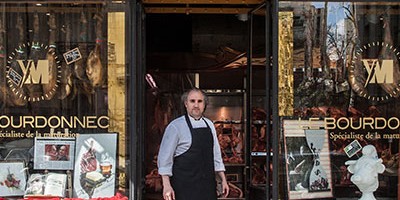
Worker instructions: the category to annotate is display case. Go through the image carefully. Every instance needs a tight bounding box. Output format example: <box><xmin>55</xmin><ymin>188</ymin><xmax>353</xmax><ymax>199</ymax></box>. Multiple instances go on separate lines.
<box><xmin>206</xmin><ymin>90</ymin><xmax>246</xmax><ymax>200</ymax></box>
<box><xmin>249</xmin><ymin>93</ymin><xmax>271</xmax><ymax>200</ymax></box>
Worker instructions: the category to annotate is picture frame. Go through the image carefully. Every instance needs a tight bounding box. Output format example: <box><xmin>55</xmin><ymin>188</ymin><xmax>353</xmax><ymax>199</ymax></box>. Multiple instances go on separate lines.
<box><xmin>73</xmin><ymin>133</ymin><xmax>118</xmax><ymax>198</ymax></box>
<box><xmin>282</xmin><ymin>119</ymin><xmax>333</xmax><ymax>199</ymax></box>
<box><xmin>0</xmin><ymin>161</ymin><xmax>27</xmax><ymax>197</ymax></box>
<box><xmin>34</xmin><ymin>137</ymin><xmax>75</xmax><ymax>170</ymax></box>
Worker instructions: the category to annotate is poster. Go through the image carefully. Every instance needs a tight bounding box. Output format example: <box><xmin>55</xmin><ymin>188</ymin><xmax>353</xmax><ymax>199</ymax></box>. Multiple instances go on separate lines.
<box><xmin>73</xmin><ymin>133</ymin><xmax>117</xmax><ymax>198</ymax></box>
<box><xmin>34</xmin><ymin>137</ymin><xmax>75</xmax><ymax>170</ymax></box>
<box><xmin>283</xmin><ymin>119</ymin><xmax>333</xmax><ymax>199</ymax></box>
<box><xmin>0</xmin><ymin>161</ymin><xmax>27</xmax><ymax>197</ymax></box>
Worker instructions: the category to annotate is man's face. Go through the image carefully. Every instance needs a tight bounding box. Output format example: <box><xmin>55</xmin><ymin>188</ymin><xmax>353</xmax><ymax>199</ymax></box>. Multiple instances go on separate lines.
<box><xmin>185</xmin><ymin>90</ymin><xmax>205</xmax><ymax>120</ymax></box>
<box><xmin>59</xmin><ymin>146</ymin><xmax>67</xmax><ymax>156</ymax></box>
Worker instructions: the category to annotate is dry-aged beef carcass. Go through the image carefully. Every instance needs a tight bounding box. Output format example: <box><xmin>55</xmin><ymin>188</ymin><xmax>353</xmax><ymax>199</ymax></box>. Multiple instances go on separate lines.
<box><xmin>378</xmin><ymin>14</ymin><xmax>400</xmax><ymax>98</ymax></box>
<box><xmin>251</xmin><ymin>107</ymin><xmax>268</xmax><ymax>152</ymax></box>
<box><xmin>86</xmin><ymin>13</ymin><xmax>104</xmax><ymax>88</ymax></box>
<box><xmin>42</xmin><ymin>12</ymin><xmax>58</xmax><ymax>100</ymax></box>
<box><xmin>75</xmin><ymin>12</ymin><xmax>89</xmax><ymax>81</ymax></box>
<box><xmin>251</xmin><ymin>163</ymin><xmax>267</xmax><ymax>185</ymax></box>
<box><xmin>252</xmin><ymin>107</ymin><xmax>266</xmax><ymax>121</ymax></box>
<box><xmin>5</xmin><ymin>14</ymin><xmax>27</xmax><ymax>106</ymax></box>
<box><xmin>25</xmin><ymin>13</ymin><xmax>45</xmax><ymax>101</ymax></box>
<box><xmin>381</xmin><ymin>143</ymin><xmax>399</xmax><ymax>175</ymax></box>
<box><xmin>0</xmin><ymin>15</ymin><xmax>6</xmax><ymax>108</ymax></box>
<box><xmin>226</xmin><ymin>182</ymin><xmax>243</xmax><ymax>198</ymax></box>
<box><xmin>216</xmin><ymin>124</ymin><xmax>244</xmax><ymax>164</ymax></box>
<box><xmin>145</xmin><ymin>168</ymin><xmax>162</xmax><ymax>192</ymax></box>
<box><xmin>73</xmin><ymin>12</ymin><xmax>95</xmax><ymax>103</ymax></box>
<box><xmin>252</xmin><ymin>125</ymin><xmax>267</xmax><ymax>152</ymax></box>
<box><xmin>152</xmin><ymin>93</ymin><xmax>175</xmax><ymax>135</ymax></box>
<box><xmin>86</xmin><ymin>45</ymin><xmax>103</xmax><ymax>88</ymax></box>
<box><xmin>216</xmin><ymin>181</ymin><xmax>243</xmax><ymax>198</ymax></box>
<box><xmin>293</xmin><ymin>106</ymin><xmax>348</xmax><ymax>118</ymax></box>
<box><xmin>217</xmin><ymin>127</ymin><xmax>232</xmax><ymax>162</ymax></box>
<box><xmin>58</xmin><ymin>15</ymin><xmax>75</xmax><ymax>100</ymax></box>
<box><xmin>349</xmin><ymin>13</ymin><xmax>400</xmax><ymax>100</ymax></box>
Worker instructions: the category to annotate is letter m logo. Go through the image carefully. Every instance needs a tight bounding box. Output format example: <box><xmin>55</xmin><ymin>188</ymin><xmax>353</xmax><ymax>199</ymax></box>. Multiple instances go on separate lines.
<box><xmin>363</xmin><ymin>59</ymin><xmax>394</xmax><ymax>87</ymax></box>
<box><xmin>17</xmin><ymin>59</ymin><xmax>49</xmax><ymax>86</ymax></box>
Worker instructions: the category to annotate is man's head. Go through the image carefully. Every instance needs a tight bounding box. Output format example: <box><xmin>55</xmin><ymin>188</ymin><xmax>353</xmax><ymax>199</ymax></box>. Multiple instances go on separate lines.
<box><xmin>59</xmin><ymin>145</ymin><xmax>67</xmax><ymax>156</ymax></box>
<box><xmin>182</xmin><ymin>88</ymin><xmax>208</xmax><ymax>120</ymax></box>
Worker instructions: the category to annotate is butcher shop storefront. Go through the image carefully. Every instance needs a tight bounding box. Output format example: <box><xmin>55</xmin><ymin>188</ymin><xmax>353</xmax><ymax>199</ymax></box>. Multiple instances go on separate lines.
<box><xmin>1</xmin><ymin>0</ymin><xmax>400</xmax><ymax>200</ymax></box>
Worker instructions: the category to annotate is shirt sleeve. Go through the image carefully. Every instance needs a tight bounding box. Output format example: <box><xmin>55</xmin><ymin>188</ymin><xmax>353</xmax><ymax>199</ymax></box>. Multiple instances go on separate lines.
<box><xmin>208</xmin><ymin>120</ymin><xmax>226</xmax><ymax>172</ymax></box>
<box><xmin>157</xmin><ymin>123</ymin><xmax>179</xmax><ymax>176</ymax></box>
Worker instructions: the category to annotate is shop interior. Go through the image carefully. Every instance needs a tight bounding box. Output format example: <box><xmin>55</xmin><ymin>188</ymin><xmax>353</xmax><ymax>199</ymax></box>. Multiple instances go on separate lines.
<box><xmin>141</xmin><ymin>2</ymin><xmax>270</xmax><ymax>200</ymax></box>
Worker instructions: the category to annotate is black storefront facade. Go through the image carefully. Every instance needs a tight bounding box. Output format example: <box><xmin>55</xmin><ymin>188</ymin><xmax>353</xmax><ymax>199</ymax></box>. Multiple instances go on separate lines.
<box><xmin>0</xmin><ymin>1</ymin><xmax>400</xmax><ymax>200</ymax></box>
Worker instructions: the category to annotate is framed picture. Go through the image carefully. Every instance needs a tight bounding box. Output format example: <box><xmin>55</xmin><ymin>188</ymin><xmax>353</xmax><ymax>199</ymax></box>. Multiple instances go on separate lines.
<box><xmin>0</xmin><ymin>161</ymin><xmax>27</xmax><ymax>197</ymax></box>
<box><xmin>283</xmin><ymin>119</ymin><xmax>333</xmax><ymax>199</ymax></box>
<box><xmin>73</xmin><ymin>133</ymin><xmax>118</xmax><ymax>198</ymax></box>
<box><xmin>34</xmin><ymin>137</ymin><xmax>75</xmax><ymax>170</ymax></box>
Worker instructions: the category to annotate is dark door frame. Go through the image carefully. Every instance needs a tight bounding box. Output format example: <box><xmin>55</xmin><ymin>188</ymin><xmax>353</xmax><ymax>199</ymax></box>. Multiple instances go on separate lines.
<box><xmin>129</xmin><ymin>0</ymin><xmax>146</xmax><ymax>199</ymax></box>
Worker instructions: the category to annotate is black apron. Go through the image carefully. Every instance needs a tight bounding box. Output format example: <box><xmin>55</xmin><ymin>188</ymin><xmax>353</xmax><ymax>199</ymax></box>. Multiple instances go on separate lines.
<box><xmin>171</xmin><ymin>114</ymin><xmax>217</xmax><ymax>200</ymax></box>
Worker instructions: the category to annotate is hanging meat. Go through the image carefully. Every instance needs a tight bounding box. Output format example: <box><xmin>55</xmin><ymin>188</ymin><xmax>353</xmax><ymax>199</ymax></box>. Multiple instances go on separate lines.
<box><xmin>86</xmin><ymin>12</ymin><xmax>104</xmax><ymax>88</ymax></box>
<box><xmin>226</xmin><ymin>182</ymin><xmax>243</xmax><ymax>198</ymax></box>
<box><xmin>74</xmin><ymin>11</ymin><xmax>95</xmax><ymax>103</ymax></box>
<box><xmin>349</xmin><ymin>9</ymin><xmax>400</xmax><ymax>102</ymax></box>
<box><xmin>0</xmin><ymin>14</ymin><xmax>6</xmax><ymax>108</ymax></box>
<box><xmin>251</xmin><ymin>163</ymin><xmax>267</xmax><ymax>185</ymax></box>
<box><xmin>74</xmin><ymin>12</ymin><xmax>89</xmax><ymax>81</ymax></box>
<box><xmin>5</xmin><ymin>14</ymin><xmax>27</xmax><ymax>106</ymax></box>
<box><xmin>228</xmin><ymin>128</ymin><xmax>244</xmax><ymax>164</ymax></box>
<box><xmin>216</xmin><ymin>124</ymin><xmax>244</xmax><ymax>164</ymax></box>
<box><xmin>152</xmin><ymin>93</ymin><xmax>175</xmax><ymax>135</ymax></box>
<box><xmin>58</xmin><ymin>15</ymin><xmax>75</xmax><ymax>100</ymax></box>
<box><xmin>378</xmin><ymin>13</ymin><xmax>400</xmax><ymax>98</ymax></box>
<box><xmin>23</xmin><ymin>12</ymin><xmax>45</xmax><ymax>102</ymax></box>
<box><xmin>145</xmin><ymin>168</ymin><xmax>162</xmax><ymax>192</ymax></box>
<box><xmin>42</xmin><ymin>12</ymin><xmax>58</xmax><ymax>100</ymax></box>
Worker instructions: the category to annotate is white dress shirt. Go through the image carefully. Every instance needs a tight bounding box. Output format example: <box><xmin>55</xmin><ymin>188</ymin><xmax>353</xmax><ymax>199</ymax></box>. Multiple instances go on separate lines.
<box><xmin>158</xmin><ymin>115</ymin><xmax>225</xmax><ymax>176</ymax></box>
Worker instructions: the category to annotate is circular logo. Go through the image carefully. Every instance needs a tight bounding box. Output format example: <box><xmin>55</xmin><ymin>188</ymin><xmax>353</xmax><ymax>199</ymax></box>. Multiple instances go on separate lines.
<box><xmin>349</xmin><ymin>42</ymin><xmax>400</xmax><ymax>102</ymax></box>
<box><xmin>6</xmin><ymin>42</ymin><xmax>62</xmax><ymax>102</ymax></box>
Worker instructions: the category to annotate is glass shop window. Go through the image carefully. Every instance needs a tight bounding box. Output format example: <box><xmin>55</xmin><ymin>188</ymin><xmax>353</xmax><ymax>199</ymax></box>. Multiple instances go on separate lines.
<box><xmin>0</xmin><ymin>1</ymin><xmax>128</xmax><ymax>199</ymax></box>
<box><xmin>278</xmin><ymin>1</ymin><xmax>400</xmax><ymax>199</ymax></box>
<box><xmin>279</xmin><ymin>1</ymin><xmax>400</xmax><ymax>200</ymax></box>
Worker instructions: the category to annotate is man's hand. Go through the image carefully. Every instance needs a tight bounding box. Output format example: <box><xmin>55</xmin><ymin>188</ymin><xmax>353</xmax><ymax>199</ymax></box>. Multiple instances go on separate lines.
<box><xmin>222</xmin><ymin>179</ymin><xmax>229</xmax><ymax>197</ymax></box>
<box><xmin>217</xmin><ymin>171</ymin><xmax>230</xmax><ymax>197</ymax></box>
<box><xmin>163</xmin><ymin>184</ymin><xmax>175</xmax><ymax>200</ymax></box>
<box><xmin>161</xmin><ymin>175</ymin><xmax>175</xmax><ymax>200</ymax></box>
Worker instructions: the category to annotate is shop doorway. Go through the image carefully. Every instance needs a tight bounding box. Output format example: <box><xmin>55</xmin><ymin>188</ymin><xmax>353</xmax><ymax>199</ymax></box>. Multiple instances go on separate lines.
<box><xmin>137</xmin><ymin>1</ymin><xmax>273</xmax><ymax>200</ymax></box>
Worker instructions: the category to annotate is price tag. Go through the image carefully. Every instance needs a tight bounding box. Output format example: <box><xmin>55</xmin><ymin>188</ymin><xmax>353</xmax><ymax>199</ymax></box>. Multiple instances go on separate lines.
<box><xmin>7</xmin><ymin>68</ymin><xmax>23</xmax><ymax>86</ymax></box>
<box><xmin>344</xmin><ymin>140</ymin><xmax>362</xmax><ymax>158</ymax></box>
<box><xmin>63</xmin><ymin>47</ymin><xmax>82</xmax><ymax>65</ymax></box>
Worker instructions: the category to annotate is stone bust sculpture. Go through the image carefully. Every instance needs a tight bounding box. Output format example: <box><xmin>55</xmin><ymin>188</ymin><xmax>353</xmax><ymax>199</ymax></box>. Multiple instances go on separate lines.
<box><xmin>345</xmin><ymin>145</ymin><xmax>385</xmax><ymax>200</ymax></box>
